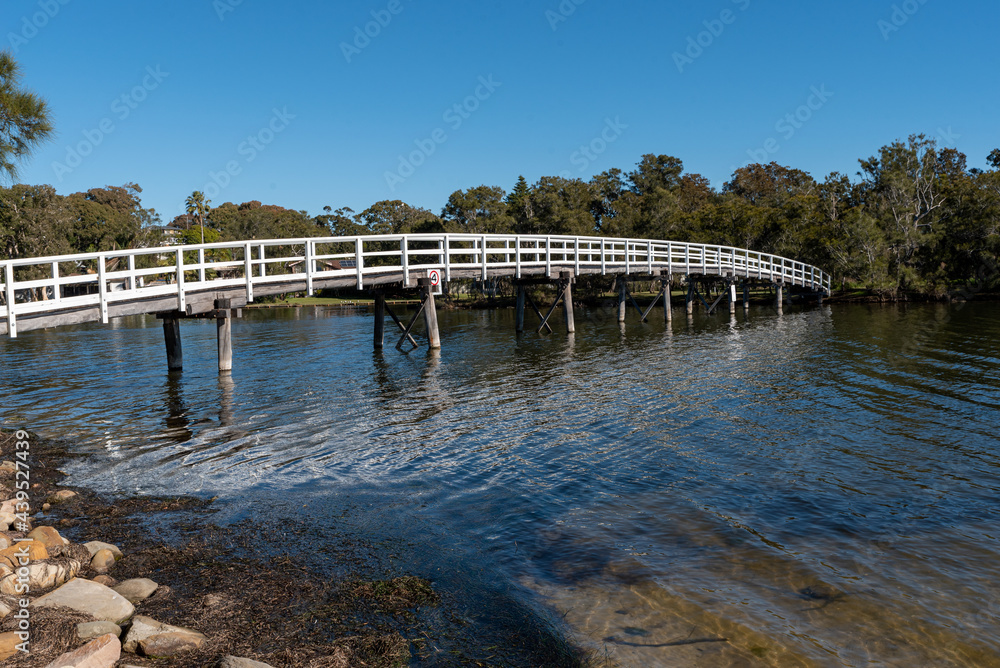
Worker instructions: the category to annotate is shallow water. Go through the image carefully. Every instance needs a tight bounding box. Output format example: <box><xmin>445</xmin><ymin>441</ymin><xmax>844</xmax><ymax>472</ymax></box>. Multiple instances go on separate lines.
<box><xmin>1</xmin><ymin>302</ymin><xmax>998</xmax><ymax>666</ymax></box>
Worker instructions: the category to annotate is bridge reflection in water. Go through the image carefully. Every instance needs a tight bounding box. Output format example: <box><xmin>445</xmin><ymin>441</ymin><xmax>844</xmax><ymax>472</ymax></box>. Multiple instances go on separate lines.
<box><xmin>1</xmin><ymin>234</ymin><xmax>830</xmax><ymax>370</ymax></box>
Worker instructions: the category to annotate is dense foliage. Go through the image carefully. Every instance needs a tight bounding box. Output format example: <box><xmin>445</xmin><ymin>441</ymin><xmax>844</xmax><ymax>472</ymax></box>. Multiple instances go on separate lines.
<box><xmin>0</xmin><ymin>51</ymin><xmax>52</xmax><ymax>182</ymax></box>
<box><xmin>1</xmin><ymin>135</ymin><xmax>998</xmax><ymax>298</ymax></box>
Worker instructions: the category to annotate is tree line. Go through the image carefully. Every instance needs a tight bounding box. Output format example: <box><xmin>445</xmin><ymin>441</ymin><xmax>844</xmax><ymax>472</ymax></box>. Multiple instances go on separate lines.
<box><xmin>2</xmin><ymin>136</ymin><xmax>998</xmax><ymax>298</ymax></box>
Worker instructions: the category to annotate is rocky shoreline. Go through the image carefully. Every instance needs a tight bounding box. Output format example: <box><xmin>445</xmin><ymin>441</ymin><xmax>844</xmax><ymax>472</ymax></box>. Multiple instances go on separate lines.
<box><xmin>0</xmin><ymin>430</ymin><xmax>591</xmax><ymax>667</ymax></box>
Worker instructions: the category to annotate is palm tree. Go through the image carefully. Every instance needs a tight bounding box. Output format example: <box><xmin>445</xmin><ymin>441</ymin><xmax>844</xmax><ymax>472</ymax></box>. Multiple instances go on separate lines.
<box><xmin>185</xmin><ymin>191</ymin><xmax>211</xmax><ymax>244</ymax></box>
<box><xmin>0</xmin><ymin>51</ymin><xmax>54</xmax><ymax>183</ymax></box>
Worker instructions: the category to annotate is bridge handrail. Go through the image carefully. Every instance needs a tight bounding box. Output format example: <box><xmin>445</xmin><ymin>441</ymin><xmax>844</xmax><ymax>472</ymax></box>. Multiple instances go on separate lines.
<box><xmin>0</xmin><ymin>234</ymin><xmax>832</xmax><ymax>338</ymax></box>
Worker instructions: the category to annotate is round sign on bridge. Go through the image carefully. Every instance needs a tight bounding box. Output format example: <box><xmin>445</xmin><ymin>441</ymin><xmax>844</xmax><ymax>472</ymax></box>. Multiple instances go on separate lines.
<box><xmin>428</xmin><ymin>269</ymin><xmax>441</xmax><ymax>286</ymax></box>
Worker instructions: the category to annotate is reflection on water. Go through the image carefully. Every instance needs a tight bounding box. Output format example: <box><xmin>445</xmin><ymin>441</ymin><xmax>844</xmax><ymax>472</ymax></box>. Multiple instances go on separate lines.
<box><xmin>1</xmin><ymin>303</ymin><xmax>999</xmax><ymax>666</ymax></box>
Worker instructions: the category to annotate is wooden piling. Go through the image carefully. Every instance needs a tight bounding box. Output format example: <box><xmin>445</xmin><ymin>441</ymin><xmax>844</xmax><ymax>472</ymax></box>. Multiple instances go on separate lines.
<box><xmin>374</xmin><ymin>292</ymin><xmax>385</xmax><ymax>350</ymax></box>
<box><xmin>162</xmin><ymin>317</ymin><xmax>182</xmax><ymax>371</ymax></box>
<box><xmin>776</xmin><ymin>283</ymin><xmax>784</xmax><ymax>313</ymax></box>
<box><xmin>515</xmin><ymin>284</ymin><xmax>526</xmax><ymax>333</ymax></box>
<box><xmin>419</xmin><ymin>278</ymin><xmax>441</xmax><ymax>349</ymax></box>
<box><xmin>617</xmin><ymin>277</ymin><xmax>627</xmax><ymax>323</ymax></box>
<box><xmin>743</xmin><ymin>282</ymin><xmax>750</xmax><ymax>310</ymax></box>
<box><xmin>663</xmin><ymin>275</ymin><xmax>672</xmax><ymax>323</ymax></box>
<box><xmin>686</xmin><ymin>278</ymin><xmax>695</xmax><ymax>315</ymax></box>
<box><xmin>729</xmin><ymin>281</ymin><xmax>737</xmax><ymax>314</ymax></box>
<box><xmin>215</xmin><ymin>298</ymin><xmax>233</xmax><ymax>372</ymax></box>
<box><xmin>561</xmin><ymin>271</ymin><xmax>575</xmax><ymax>334</ymax></box>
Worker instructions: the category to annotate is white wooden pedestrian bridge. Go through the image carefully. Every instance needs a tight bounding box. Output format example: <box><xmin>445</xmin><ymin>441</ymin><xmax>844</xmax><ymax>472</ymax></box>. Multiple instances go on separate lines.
<box><xmin>1</xmin><ymin>234</ymin><xmax>831</xmax><ymax>369</ymax></box>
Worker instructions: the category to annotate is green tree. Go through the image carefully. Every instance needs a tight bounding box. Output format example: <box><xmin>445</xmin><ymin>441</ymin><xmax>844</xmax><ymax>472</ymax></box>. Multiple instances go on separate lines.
<box><xmin>66</xmin><ymin>183</ymin><xmax>158</xmax><ymax>253</ymax></box>
<box><xmin>441</xmin><ymin>185</ymin><xmax>512</xmax><ymax>234</ymax></box>
<box><xmin>0</xmin><ymin>183</ymin><xmax>72</xmax><ymax>262</ymax></box>
<box><xmin>858</xmin><ymin>134</ymin><xmax>947</xmax><ymax>292</ymax></box>
<box><xmin>505</xmin><ymin>175</ymin><xmax>534</xmax><ymax>233</ymax></box>
<box><xmin>628</xmin><ymin>154</ymin><xmax>684</xmax><ymax>195</ymax></box>
<box><xmin>0</xmin><ymin>51</ymin><xmax>53</xmax><ymax>182</ymax></box>
<box><xmin>527</xmin><ymin>177</ymin><xmax>596</xmax><ymax>236</ymax></box>
<box><xmin>356</xmin><ymin>200</ymin><xmax>440</xmax><ymax>235</ymax></box>
<box><xmin>314</xmin><ymin>206</ymin><xmax>364</xmax><ymax>237</ymax></box>
<box><xmin>185</xmin><ymin>191</ymin><xmax>211</xmax><ymax>244</ymax></box>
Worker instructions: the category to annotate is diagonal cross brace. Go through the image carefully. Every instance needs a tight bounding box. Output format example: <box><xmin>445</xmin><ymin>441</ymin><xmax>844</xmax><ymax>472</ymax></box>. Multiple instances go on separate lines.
<box><xmin>524</xmin><ymin>288</ymin><xmax>553</xmax><ymax>334</ymax></box>
<box><xmin>395</xmin><ymin>295</ymin><xmax>427</xmax><ymax>350</ymax></box>
<box><xmin>640</xmin><ymin>286</ymin><xmax>666</xmax><ymax>322</ymax></box>
<box><xmin>620</xmin><ymin>280</ymin><xmax>648</xmax><ymax>321</ymax></box>
<box><xmin>385</xmin><ymin>301</ymin><xmax>419</xmax><ymax>349</ymax></box>
<box><xmin>537</xmin><ymin>281</ymin><xmax>568</xmax><ymax>334</ymax></box>
<box><xmin>691</xmin><ymin>280</ymin><xmax>714</xmax><ymax>312</ymax></box>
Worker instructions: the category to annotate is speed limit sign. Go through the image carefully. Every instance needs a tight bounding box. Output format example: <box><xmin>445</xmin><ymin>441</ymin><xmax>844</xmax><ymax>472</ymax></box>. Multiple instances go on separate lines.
<box><xmin>428</xmin><ymin>269</ymin><xmax>442</xmax><ymax>295</ymax></box>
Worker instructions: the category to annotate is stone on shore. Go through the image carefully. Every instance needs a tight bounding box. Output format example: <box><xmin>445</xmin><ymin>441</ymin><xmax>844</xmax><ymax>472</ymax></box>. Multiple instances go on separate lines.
<box><xmin>113</xmin><ymin>578</ymin><xmax>159</xmax><ymax>603</ymax></box>
<box><xmin>220</xmin><ymin>656</ymin><xmax>277</xmax><ymax>668</ymax></box>
<box><xmin>0</xmin><ymin>514</ymin><xmax>15</xmax><ymax>531</ymax></box>
<box><xmin>43</xmin><ymin>632</ymin><xmax>121</xmax><ymax>668</ymax></box>
<box><xmin>93</xmin><ymin>574</ymin><xmax>117</xmax><ymax>587</ymax></box>
<box><xmin>0</xmin><ymin>631</ymin><xmax>22</xmax><ymax>661</ymax></box>
<box><xmin>123</xmin><ymin>615</ymin><xmax>207</xmax><ymax>654</ymax></box>
<box><xmin>139</xmin><ymin>630</ymin><xmax>206</xmax><ymax>657</ymax></box>
<box><xmin>84</xmin><ymin>540</ymin><xmax>123</xmax><ymax>560</ymax></box>
<box><xmin>0</xmin><ymin>461</ymin><xmax>16</xmax><ymax>474</ymax></box>
<box><xmin>0</xmin><ymin>538</ymin><xmax>48</xmax><ymax>568</ymax></box>
<box><xmin>78</xmin><ymin>620</ymin><xmax>123</xmax><ymax>641</ymax></box>
<box><xmin>33</xmin><ymin>577</ymin><xmax>135</xmax><ymax>624</ymax></box>
<box><xmin>0</xmin><ymin>601</ymin><xmax>11</xmax><ymax>618</ymax></box>
<box><xmin>0</xmin><ymin>499</ymin><xmax>23</xmax><ymax>515</ymax></box>
<box><xmin>47</xmin><ymin>489</ymin><xmax>78</xmax><ymax>504</ymax></box>
<box><xmin>20</xmin><ymin>560</ymin><xmax>82</xmax><ymax>591</ymax></box>
<box><xmin>90</xmin><ymin>548</ymin><xmax>117</xmax><ymax>574</ymax></box>
<box><xmin>28</xmin><ymin>525</ymin><xmax>68</xmax><ymax>547</ymax></box>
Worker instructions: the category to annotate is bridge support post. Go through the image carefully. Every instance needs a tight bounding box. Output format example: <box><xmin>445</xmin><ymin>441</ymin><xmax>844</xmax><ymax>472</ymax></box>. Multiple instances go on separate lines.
<box><xmin>216</xmin><ymin>298</ymin><xmax>233</xmax><ymax>373</ymax></box>
<box><xmin>419</xmin><ymin>278</ymin><xmax>441</xmax><ymax>350</ymax></box>
<box><xmin>617</xmin><ymin>277</ymin><xmax>627</xmax><ymax>323</ymax></box>
<box><xmin>515</xmin><ymin>284</ymin><xmax>526</xmax><ymax>333</ymax></box>
<box><xmin>561</xmin><ymin>271</ymin><xmax>575</xmax><ymax>334</ymax></box>
<box><xmin>162</xmin><ymin>316</ymin><xmax>183</xmax><ymax>372</ymax></box>
<box><xmin>373</xmin><ymin>292</ymin><xmax>385</xmax><ymax>350</ymax></box>
<box><xmin>663</xmin><ymin>273</ymin><xmax>672</xmax><ymax>323</ymax></box>
<box><xmin>776</xmin><ymin>283</ymin><xmax>784</xmax><ymax>314</ymax></box>
<box><xmin>685</xmin><ymin>278</ymin><xmax>695</xmax><ymax>316</ymax></box>
<box><xmin>728</xmin><ymin>278</ymin><xmax>737</xmax><ymax>315</ymax></box>
<box><xmin>743</xmin><ymin>282</ymin><xmax>750</xmax><ymax>310</ymax></box>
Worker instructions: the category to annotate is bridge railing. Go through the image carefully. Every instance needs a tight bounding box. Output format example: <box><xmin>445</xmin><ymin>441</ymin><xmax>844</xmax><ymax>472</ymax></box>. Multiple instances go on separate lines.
<box><xmin>0</xmin><ymin>234</ymin><xmax>831</xmax><ymax>337</ymax></box>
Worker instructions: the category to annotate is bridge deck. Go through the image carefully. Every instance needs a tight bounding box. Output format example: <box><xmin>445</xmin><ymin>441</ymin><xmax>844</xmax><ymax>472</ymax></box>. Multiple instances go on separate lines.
<box><xmin>1</xmin><ymin>234</ymin><xmax>831</xmax><ymax>337</ymax></box>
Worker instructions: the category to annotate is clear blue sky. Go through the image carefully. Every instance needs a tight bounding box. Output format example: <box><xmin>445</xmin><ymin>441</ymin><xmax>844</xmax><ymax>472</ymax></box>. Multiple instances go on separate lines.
<box><xmin>8</xmin><ymin>0</ymin><xmax>1000</xmax><ymax>223</ymax></box>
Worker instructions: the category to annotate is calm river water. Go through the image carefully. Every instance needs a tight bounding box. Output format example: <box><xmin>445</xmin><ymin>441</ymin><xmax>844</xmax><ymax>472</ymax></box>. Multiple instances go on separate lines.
<box><xmin>1</xmin><ymin>302</ymin><xmax>998</xmax><ymax>666</ymax></box>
